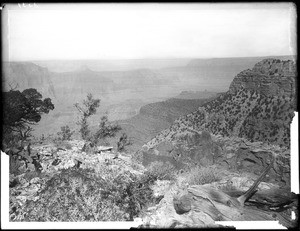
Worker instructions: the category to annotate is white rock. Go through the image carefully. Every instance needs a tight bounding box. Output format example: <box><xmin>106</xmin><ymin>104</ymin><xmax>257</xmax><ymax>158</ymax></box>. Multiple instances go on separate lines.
<box><xmin>30</xmin><ymin>177</ymin><xmax>40</xmax><ymax>184</ymax></box>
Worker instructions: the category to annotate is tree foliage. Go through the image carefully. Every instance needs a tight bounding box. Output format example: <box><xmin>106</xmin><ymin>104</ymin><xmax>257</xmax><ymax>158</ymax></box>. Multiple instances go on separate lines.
<box><xmin>2</xmin><ymin>88</ymin><xmax>54</xmax><ymax>151</ymax></box>
<box><xmin>75</xmin><ymin>93</ymin><xmax>122</xmax><ymax>148</ymax></box>
<box><xmin>92</xmin><ymin>116</ymin><xmax>122</xmax><ymax>144</ymax></box>
<box><xmin>74</xmin><ymin>93</ymin><xmax>100</xmax><ymax>140</ymax></box>
<box><xmin>2</xmin><ymin>88</ymin><xmax>54</xmax><ymax>175</ymax></box>
<box><xmin>117</xmin><ymin>133</ymin><xmax>132</xmax><ymax>152</ymax></box>
<box><xmin>57</xmin><ymin>125</ymin><xmax>75</xmax><ymax>141</ymax></box>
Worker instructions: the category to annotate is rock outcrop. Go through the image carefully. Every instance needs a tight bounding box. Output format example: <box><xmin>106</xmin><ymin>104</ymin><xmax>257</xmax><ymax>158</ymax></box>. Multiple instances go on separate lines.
<box><xmin>138</xmin><ymin>173</ymin><xmax>297</xmax><ymax>228</ymax></box>
<box><xmin>9</xmin><ymin>140</ymin><xmax>146</xmax><ymax>218</ymax></box>
<box><xmin>229</xmin><ymin>59</ymin><xmax>296</xmax><ymax>105</ymax></box>
<box><xmin>144</xmin><ymin>131</ymin><xmax>291</xmax><ymax>187</ymax></box>
<box><xmin>142</xmin><ymin>59</ymin><xmax>295</xmax><ymax>187</ymax></box>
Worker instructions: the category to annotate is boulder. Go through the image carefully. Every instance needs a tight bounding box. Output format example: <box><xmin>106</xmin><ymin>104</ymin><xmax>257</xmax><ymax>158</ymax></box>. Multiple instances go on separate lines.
<box><xmin>173</xmin><ymin>194</ymin><xmax>192</xmax><ymax>214</ymax></box>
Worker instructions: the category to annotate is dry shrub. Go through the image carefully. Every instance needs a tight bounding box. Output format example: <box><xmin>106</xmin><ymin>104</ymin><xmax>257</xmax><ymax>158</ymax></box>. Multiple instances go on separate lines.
<box><xmin>145</xmin><ymin>161</ymin><xmax>176</xmax><ymax>181</ymax></box>
<box><xmin>14</xmin><ymin>166</ymin><xmax>158</xmax><ymax>222</ymax></box>
<box><xmin>9</xmin><ymin>155</ymin><xmax>23</xmax><ymax>175</ymax></box>
<box><xmin>20</xmin><ymin>168</ymin><xmax>129</xmax><ymax>221</ymax></box>
<box><xmin>185</xmin><ymin>165</ymin><xmax>222</xmax><ymax>185</ymax></box>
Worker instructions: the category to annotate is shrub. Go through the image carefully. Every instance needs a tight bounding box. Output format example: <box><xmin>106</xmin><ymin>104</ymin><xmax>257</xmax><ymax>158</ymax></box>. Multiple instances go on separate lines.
<box><xmin>15</xmin><ymin>166</ymin><xmax>158</xmax><ymax>222</ymax></box>
<box><xmin>19</xmin><ymin>168</ymin><xmax>129</xmax><ymax>221</ymax></box>
<box><xmin>57</xmin><ymin>125</ymin><xmax>74</xmax><ymax>141</ymax></box>
<box><xmin>105</xmin><ymin>171</ymin><xmax>157</xmax><ymax>220</ymax></box>
<box><xmin>9</xmin><ymin>154</ymin><xmax>23</xmax><ymax>175</ymax></box>
<box><xmin>75</xmin><ymin>93</ymin><xmax>122</xmax><ymax>149</ymax></box>
<box><xmin>145</xmin><ymin>161</ymin><xmax>176</xmax><ymax>181</ymax></box>
<box><xmin>117</xmin><ymin>133</ymin><xmax>132</xmax><ymax>152</ymax></box>
<box><xmin>74</xmin><ymin>93</ymin><xmax>100</xmax><ymax>140</ymax></box>
<box><xmin>201</xmin><ymin>130</ymin><xmax>212</xmax><ymax>142</ymax></box>
<box><xmin>92</xmin><ymin>115</ymin><xmax>122</xmax><ymax>146</ymax></box>
<box><xmin>184</xmin><ymin>165</ymin><xmax>222</xmax><ymax>185</ymax></box>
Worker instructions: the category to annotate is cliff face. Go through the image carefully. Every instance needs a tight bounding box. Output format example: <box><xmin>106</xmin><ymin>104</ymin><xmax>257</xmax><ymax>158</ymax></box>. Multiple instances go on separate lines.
<box><xmin>229</xmin><ymin>59</ymin><xmax>296</xmax><ymax>99</ymax></box>
<box><xmin>3</xmin><ymin>62</ymin><xmax>56</xmax><ymax>99</ymax></box>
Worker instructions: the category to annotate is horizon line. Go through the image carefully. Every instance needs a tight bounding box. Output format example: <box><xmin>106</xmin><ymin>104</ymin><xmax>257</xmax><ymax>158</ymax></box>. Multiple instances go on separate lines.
<box><xmin>4</xmin><ymin>54</ymin><xmax>296</xmax><ymax>63</ymax></box>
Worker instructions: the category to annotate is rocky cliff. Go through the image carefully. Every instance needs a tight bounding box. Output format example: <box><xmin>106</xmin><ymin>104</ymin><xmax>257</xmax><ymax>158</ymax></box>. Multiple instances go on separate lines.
<box><xmin>148</xmin><ymin>59</ymin><xmax>296</xmax><ymax>148</ymax></box>
<box><xmin>229</xmin><ymin>59</ymin><xmax>296</xmax><ymax>100</ymax></box>
<box><xmin>142</xmin><ymin>59</ymin><xmax>296</xmax><ymax>187</ymax></box>
<box><xmin>3</xmin><ymin>62</ymin><xmax>56</xmax><ymax>99</ymax></box>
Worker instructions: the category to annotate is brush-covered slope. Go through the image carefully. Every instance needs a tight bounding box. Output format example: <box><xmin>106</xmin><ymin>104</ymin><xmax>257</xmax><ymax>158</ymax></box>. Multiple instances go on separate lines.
<box><xmin>147</xmin><ymin>59</ymin><xmax>296</xmax><ymax>148</ymax></box>
<box><xmin>141</xmin><ymin>59</ymin><xmax>296</xmax><ymax>186</ymax></box>
<box><xmin>116</xmin><ymin>96</ymin><xmax>218</xmax><ymax>152</ymax></box>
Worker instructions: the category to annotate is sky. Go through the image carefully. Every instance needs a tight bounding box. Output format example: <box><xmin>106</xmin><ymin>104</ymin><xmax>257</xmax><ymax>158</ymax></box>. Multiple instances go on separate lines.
<box><xmin>2</xmin><ymin>3</ymin><xmax>297</xmax><ymax>61</ymax></box>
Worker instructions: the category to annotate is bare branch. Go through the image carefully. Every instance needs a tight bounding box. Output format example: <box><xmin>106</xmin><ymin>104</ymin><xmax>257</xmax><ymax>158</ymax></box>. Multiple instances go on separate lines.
<box><xmin>7</xmin><ymin>81</ymin><xmax>19</xmax><ymax>91</ymax></box>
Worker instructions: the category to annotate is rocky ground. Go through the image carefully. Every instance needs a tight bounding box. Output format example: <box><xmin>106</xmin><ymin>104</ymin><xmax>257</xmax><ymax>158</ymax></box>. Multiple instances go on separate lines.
<box><xmin>8</xmin><ymin>139</ymin><xmax>298</xmax><ymax>227</ymax></box>
<box><xmin>9</xmin><ymin>140</ymin><xmax>145</xmax><ymax>220</ymax></box>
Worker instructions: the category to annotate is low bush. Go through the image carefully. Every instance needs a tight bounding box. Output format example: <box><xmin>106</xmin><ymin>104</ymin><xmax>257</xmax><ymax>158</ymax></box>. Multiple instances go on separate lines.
<box><xmin>145</xmin><ymin>161</ymin><xmax>177</xmax><ymax>181</ymax></box>
<box><xmin>184</xmin><ymin>165</ymin><xmax>222</xmax><ymax>185</ymax></box>
<box><xmin>13</xmin><ymin>166</ymin><xmax>158</xmax><ymax>222</ymax></box>
<box><xmin>9</xmin><ymin>155</ymin><xmax>23</xmax><ymax>176</ymax></box>
<box><xmin>57</xmin><ymin>125</ymin><xmax>74</xmax><ymax>141</ymax></box>
<box><xmin>18</xmin><ymin>168</ymin><xmax>128</xmax><ymax>221</ymax></box>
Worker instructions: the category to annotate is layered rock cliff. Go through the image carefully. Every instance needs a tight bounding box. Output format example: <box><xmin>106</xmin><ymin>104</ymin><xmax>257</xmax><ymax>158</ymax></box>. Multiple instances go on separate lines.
<box><xmin>3</xmin><ymin>62</ymin><xmax>56</xmax><ymax>99</ymax></box>
<box><xmin>229</xmin><ymin>59</ymin><xmax>296</xmax><ymax>101</ymax></box>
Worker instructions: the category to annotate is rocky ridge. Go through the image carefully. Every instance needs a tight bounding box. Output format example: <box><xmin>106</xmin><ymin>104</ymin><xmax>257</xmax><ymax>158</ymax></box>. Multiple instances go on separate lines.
<box><xmin>229</xmin><ymin>59</ymin><xmax>296</xmax><ymax>98</ymax></box>
<box><xmin>146</xmin><ymin>58</ymin><xmax>295</xmax><ymax>146</ymax></box>
<box><xmin>143</xmin><ymin>131</ymin><xmax>290</xmax><ymax>187</ymax></box>
<box><xmin>141</xmin><ymin>58</ymin><xmax>295</xmax><ymax>188</ymax></box>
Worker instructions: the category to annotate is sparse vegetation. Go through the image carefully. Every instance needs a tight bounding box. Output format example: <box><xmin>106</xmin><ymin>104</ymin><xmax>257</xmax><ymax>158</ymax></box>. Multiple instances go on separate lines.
<box><xmin>145</xmin><ymin>161</ymin><xmax>176</xmax><ymax>181</ymax></box>
<box><xmin>11</xmin><ymin>166</ymin><xmax>159</xmax><ymax>222</ymax></box>
<box><xmin>184</xmin><ymin>165</ymin><xmax>222</xmax><ymax>185</ymax></box>
<box><xmin>92</xmin><ymin>115</ymin><xmax>122</xmax><ymax>146</ymax></box>
<box><xmin>57</xmin><ymin>125</ymin><xmax>74</xmax><ymax>141</ymax></box>
<box><xmin>117</xmin><ymin>133</ymin><xmax>133</xmax><ymax>152</ymax></box>
<box><xmin>74</xmin><ymin>93</ymin><xmax>100</xmax><ymax>141</ymax></box>
<box><xmin>75</xmin><ymin>93</ymin><xmax>122</xmax><ymax>150</ymax></box>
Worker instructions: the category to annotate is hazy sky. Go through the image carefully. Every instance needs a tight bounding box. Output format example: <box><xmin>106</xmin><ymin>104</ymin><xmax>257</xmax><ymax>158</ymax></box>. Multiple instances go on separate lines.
<box><xmin>2</xmin><ymin>3</ymin><xmax>296</xmax><ymax>61</ymax></box>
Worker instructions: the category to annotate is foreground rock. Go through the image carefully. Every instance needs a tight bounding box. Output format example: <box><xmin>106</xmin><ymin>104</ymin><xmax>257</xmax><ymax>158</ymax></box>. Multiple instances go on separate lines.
<box><xmin>143</xmin><ymin>133</ymin><xmax>291</xmax><ymax>187</ymax></box>
<box><xmin>9</xmin><ymin>140</ymin><xmax>146</xmax><ymax>221</ymax></box>
<box><xmin>138</xmin><ymin>176</ymin><xmax>297</xmax><ymax>228</ymax></box>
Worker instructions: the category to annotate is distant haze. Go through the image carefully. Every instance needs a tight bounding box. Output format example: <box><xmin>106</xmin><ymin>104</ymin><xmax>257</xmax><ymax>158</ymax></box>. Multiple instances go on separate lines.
<box><xmin>2</xmin><ymin>3</ymin><xmax>296</xmax><ymax>61</ymax></box>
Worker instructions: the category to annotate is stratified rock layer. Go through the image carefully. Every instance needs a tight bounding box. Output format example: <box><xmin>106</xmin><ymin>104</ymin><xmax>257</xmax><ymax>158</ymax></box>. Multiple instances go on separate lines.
<box><xmin>229</xmin><ymin>59</ymin><xmax>296</xmax><ymax>99</ymax></box>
